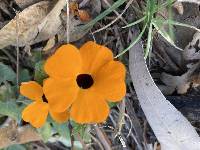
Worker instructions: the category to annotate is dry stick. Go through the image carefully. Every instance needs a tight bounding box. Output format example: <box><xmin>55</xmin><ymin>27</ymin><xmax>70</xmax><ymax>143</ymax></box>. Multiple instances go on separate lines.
<box><xmin>66</xmin><ymin>0</ymin><xmax>70</xmax><ymax>43</ymax></box>
<box><xmin>115</xmin><ymin>99</ymin><xmax>126</xmax><ymax>143</ymax></box>
<box><xmin>90</xmin><ymin>134</ymin><xmax>104</xmax><ymax>150</ymax></box>
<box><xmin>66</xmin><ymin>1</ymin><xmax>75</xmax><ymax>148</ymax></box>
<box><xmin>94</xmin><ymin>125</ymin><xmax>112</xmax><ymax>150</ymax></box>
<box><xmin>15</xmin><ymin>10</ymin><xmax>20</xmax><ymax>88</ymax></box>
<box><xmin>76</xmin><ymin>133</ymin><xmax>88</xmax><ymax>150</ymax></box>
<box><xmin>92</xmin><ymin>0</ymin><xmax>134</xmax><ymax>34</ymax></box>
<box><xmin>103</xmin><ymin>0</ymin><xmax>127</xmax><ymax>24</ymax></box>
<box><xmin>68</xmin><ymin>122</ymin><xmax>74</xmax><ymax>149</ymax></box>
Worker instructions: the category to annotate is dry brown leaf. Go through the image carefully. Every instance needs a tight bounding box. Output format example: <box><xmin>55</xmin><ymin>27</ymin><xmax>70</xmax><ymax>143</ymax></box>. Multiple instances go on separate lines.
<box><xmin>33</xmin><ymin>0</ymin><xmax>66</xmax><ymax>43</ymax></box>
<box><xmin>0</xmin><ymin>1</ymin><xmax>51</xmax><ymax>49</ymax></box>
<box><xmin>178</xmin><ymin>0</ymin><xmax>200</xmax><ymax>4</ymax></box>
<box><xmin>160</xmin><ymin>63</ymin><xmax>200</xmax><ymax>94</ymax></box>
<box><xmin>183</xmin><ymin>31</ymin><xmax>200</xmax><ymax>61</ymax></box>
<box><xmin>161</xmin><ymin>72</ymin><xmax>191</xmax><ymax>94</ymax></box>
<box><xmin>15</xmin><ymin>0</ymin><xmax>44</xmax><ymax>9</ymax></box>
<box><xmin>43</xmin><ymin>36</ymin><xmax>55</xmax><ymax>51</ymax></box>
<box><xmin>0</xmin><ymin>0</ymin><xmax>90</xmax><ymax>49</ymax></box>
<box><xmin>129</xmin><ymin>28</ymin><xmax>200</xmax><ymax>150</ymax></box>
<box><xmin>173</xmin><ymin>2</ymin><xmax>184</xmax><ymax>15</ymax></box>
<box><xmin>78</xmin><ymin>10</ymin><xmax>91</xmax><ymax>22</ymax></box>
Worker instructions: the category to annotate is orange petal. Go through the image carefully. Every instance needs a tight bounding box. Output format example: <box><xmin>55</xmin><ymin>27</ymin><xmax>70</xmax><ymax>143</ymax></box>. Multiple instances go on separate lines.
<box><xmin>80</xmin><ymin>41</ymin><xmax>113</xmax><ymax>74</ymax></box>
<box><xmin>70</xmin><ymin>89</ymin><xmax>109</xmax><ymax>124</ymax></box>
<box><xmin>49</xmin><ymin>109</ymin><xmax>69</xmax><ymax>123</ymax></box>
<box><xmin>20</xmin><ymin>81</ymin><xmax>43</xmax><ymax>101</ymax></box>
<box><xmin>22</xmin><ymin>102</ymin><xmax>49</xmax><ymax>128</ymax></box>
<box><xmin>94</xmin><ymin>61</ymin><xmax>126</xmax><ymax>102</ymax></box>
<box><xmin>43</xmin><ymin>78</ymin><xmax>79</xmax><ymax>112</ymax></box>
<box><xmin>44</xmin><ymin>44</ymin><xmax>81</xmax><ymax>78</ymax></box>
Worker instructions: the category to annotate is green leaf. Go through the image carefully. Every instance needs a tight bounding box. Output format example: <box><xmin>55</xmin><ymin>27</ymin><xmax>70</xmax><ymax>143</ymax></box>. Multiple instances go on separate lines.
<box><xmin>0</xmin><ymin>101</ymin><xmax>22</xmax><ymax>121</ymax></box>
<box><xmin>0</xmin><ymin>63</ymin><xmax>16</xmax><ymax>84</ymax></box>
<box><xmin>6</xmin><ymin>144</ymin><xmax>26</xmax><ymax>150</ymax></box>
<box><xmin>18</xmin><ymin>69</ymin><xmax>31</xmax><ymax>84</ymax></box>
<box><xmin>34</xmin><ymin>61</ymin><xmax>48</xmax><ymax>84</ymax></box>
<box><xmin>81</xmin><ymin>0</ymin><xmax>126</xmax><ymax>30</ymax></box>
<box><xmin>122</xmin><ymin>16</ymin><xmax>147</xmax><ymax>28</ymax></box>
<box><xmin>115</xmin><ymin>23</ymin><xmax>147</xmax><ymax>58</ymax></box>
<box><xmin>0</xmin><ymin>83</ymin><xmax>15</xmax><ymax>101</ymax></box>
<box><xmin>108</xmin><ymin>102</ymin><xmax>117</xmax><ymax>108</ymax></box>
<box><xmin>72</xmin><ymin>122</ymin><xmax>91</xmax><ymax>143</ymax></box>
<box><xmin>145</xmin><ymin>22</ymin><xmax>153</xmax><ymax>59</ymax></box>
<box><xmin>152</xmin><ymin>20</ymin><xmax>183</xmax><ymax>51</ymax></box>
<box><xmin>37</xmin><ymin>122</ymin><xmax>52</xmax><ymax>142</ymax></box>
<box><xmin>51</xmin><ymin>121</ymin><xmax>71</xmax><ymax>139</ymax></box>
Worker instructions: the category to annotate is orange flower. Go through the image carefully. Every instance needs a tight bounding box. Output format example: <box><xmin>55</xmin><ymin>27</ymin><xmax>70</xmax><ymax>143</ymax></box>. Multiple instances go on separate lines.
<box><xmin>43</xmin><ymin>41</ymin><xmax>126</xmax><ymax>124</ymax></box>
<box><xmin>20</xmin><ymin>81</ymin><xmax>69</xmax><ymax>128</ymax></box>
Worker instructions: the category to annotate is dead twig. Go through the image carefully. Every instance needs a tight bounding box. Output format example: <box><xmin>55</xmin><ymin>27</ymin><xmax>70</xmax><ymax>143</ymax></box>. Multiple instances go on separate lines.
<box><xmin>92</xmin><ymin>0</ymin><xmax>134</xmax><ymax>34</ymax></box>
<box><xmin>93</xmin><ymin>125</ymin><xmax>112</xmax><ymax>150</ymax></box>
<box><xmin>102</xmin><ymin>0</ymin><xmax>127</xmax><ymax>24</ymax></box>
<box><xmin>66</xmin><ymin>0</ymin><xmax>70</xmax><ymax>43</ymax></box>
<box><xmin>15</xmin><ymin>10</ymin><xmax>20</xmax><ymax>89</ymax></box>
<box><xmin>76</xmin><ymin>133</ymin><xmax>87</xmax><ymax>150</ymax></box>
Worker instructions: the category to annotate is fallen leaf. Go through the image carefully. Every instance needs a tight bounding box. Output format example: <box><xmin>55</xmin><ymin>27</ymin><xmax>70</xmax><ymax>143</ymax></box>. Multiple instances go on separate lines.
<box><xmin>177</xmin><ymin>0</ymin><xmax>200</xmax><ymax>4</ymax></box>
<box><xmin>0</xmin><ymin>1</ymin><xmax>51</xmax><ymax>49</ymax></box>
<box><xmin>129</xmin><ymin>28</ymin><xmax>200</xmax><ymax>150</ymax></box>
<box><xmin>15</xmin><ymin>0</ymin><xmax>43</xmax><ymax>9</ymax></box>
<box><xmin>0</xmin><ymin>0</ymin><xmax>91</xmax><ymax>49</ymax></box>
<box><xmin>43</xmin><ymin>36</ymin><xmax>55</xmax><ymax>51</ymax></box>
<box><xmin>173</xmin><ymin>2</ymin><xmax>184</xmax><ymax>15</ymax></box>
<box><xmin>161</xmin><ymin>72</ymin><xmax>191</xmax><ymax>94</ymax></box>
<box><xmin>183</xmin><ymin>31</ymin><xmax>200</xmax><ymax>61</ymax></box>
<box><xmin>78</xmin><ymin>10</ymin><xmax>91</xmax><ymax>22</ymax></box>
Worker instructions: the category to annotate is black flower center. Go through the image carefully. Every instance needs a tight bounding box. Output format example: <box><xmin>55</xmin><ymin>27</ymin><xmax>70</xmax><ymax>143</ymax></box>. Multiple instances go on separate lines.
<box><xmin>42</xmin><ymin>95</ymin><xmax>48</xmax><ymax>103</ymax></box>
<box><xmin>76</xmin><ymin>74</ymin><xmax>94</xmax><ymax>89</ymax></box>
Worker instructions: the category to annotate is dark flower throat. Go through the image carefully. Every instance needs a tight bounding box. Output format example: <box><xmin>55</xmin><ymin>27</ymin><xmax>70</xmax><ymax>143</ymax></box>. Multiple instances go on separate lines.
<box><xmin>76</xmin><ymin>74</ymin><xmax>94</xmax><ymax>89</ymax></box>
<box><xmin>42</xmin><ymin>95</ymin><xmax>48</xmax><ymax>103</ymax></box>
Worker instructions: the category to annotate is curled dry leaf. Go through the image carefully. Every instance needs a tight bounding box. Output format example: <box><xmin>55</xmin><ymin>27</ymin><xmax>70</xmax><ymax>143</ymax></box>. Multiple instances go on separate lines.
<box><xmin>173</xmin><ymin>2</ymin><xmax>184</xmax><ymax>15</ymax></box>
<box><xmin>43</xmin><ymin>36</ymin><xmax>55</xmax><ymax>51</ymax></box>
<box><xmin>177</xmin><ymin>0</ymin><xmax>200</xmax><ymax>4</ymax></box>
<box><xmin>129</xmin><ymin>28</ymin><xmax>200</xmax><ymax>150</ymax></box>
<box><xmin>0</xmin><ymin>0</ymin><xmax>91</xmax><ymax>49</ymax></box>
<box><xmin>159</xmin><ymin>63</ymin><xmax>200</xmax><ymax>95</ymax></box>
<box><xmin>29</xmin><ymin>0</ymin><xmax>88</xmax><ymax>44</ymax></box>
<box><xmin>15</xmin><ymin>0</ymin><xmax>44</xmax><ymax>9</ymax></box>
<box><xmin>160</xmin><ymin>72</ymin><xmax>191</xmax><ymax>95</ymax></box>
<box><xmin>183</xmin><ymin>31</ymin><xmax>200</xmax><ymax>61</ymax></box>
<box><xmin>0</xmin><ymin>1</ymin><xmax>51</xmax><ymax>49</ymax></box>
<box><xmin>160</xmin><ymin>62</ymin><xmax>200</xmax><ymax>95</ymax></box>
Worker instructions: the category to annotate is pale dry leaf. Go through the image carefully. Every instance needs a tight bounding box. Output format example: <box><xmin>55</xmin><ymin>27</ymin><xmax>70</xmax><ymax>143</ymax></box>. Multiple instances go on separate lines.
<box><xmin>183</xmin><ymin>31</ymin><xmax>200</xmax><ymax>61</ymax></box>
<box><xmin>33</xmin><ymin>0</ymin><xmax>66</xmax><ymax>43</ymax></box>
<box><xmin>177</xmin><ymin>0</ymin><xmax>200</xmax><ymax>4</ymax></box>
<box><xmin>15</xmin><ymin>0</ymin><xmax>44</xmax><ymax>9</ymax></box>
<box><xmin>34</xmin><ymin>0</ymin><xmax>88</xmax><ymax>44</ymax></box>
<box><xmin>0</xmin><ymin>124</ymin><xmax>41</xmax><ymax>149</ymax></box>
<box><xmin>161</xmin><ymin>72</ymin><xmax>191</xmax><ymax>94</ymax></box>
<box><xmin>0</xmin><ymin>0</ymin><xmax>90</xmax><ymax>49</ymax></box>
<box><xmin>43</xmin><ymin>36</ymin><xmax>55</xmax><ymax>51</ymax></box>
<box><xmin>0</xmin><ymin>1</ymin><xmax>51</xmax><ymax>49</ymax></box>
<box><xmin>160</xmin><ymin>62</ymin><xmax>200</xmax><ymax>94</ymax></box>
<box><xmin>0</xmin><ymin>1</ymin><xmax>12</xmax><ymax>18</ymax></box>
<box><xmin>129</xmin><ymin>28</ymin><xmax>200</xmax><ymax>150</ymax></box>
<box><xmin>173</xmin><ymin>2</ymin><xmax>184</xmax><ymax>15</ymax></box>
